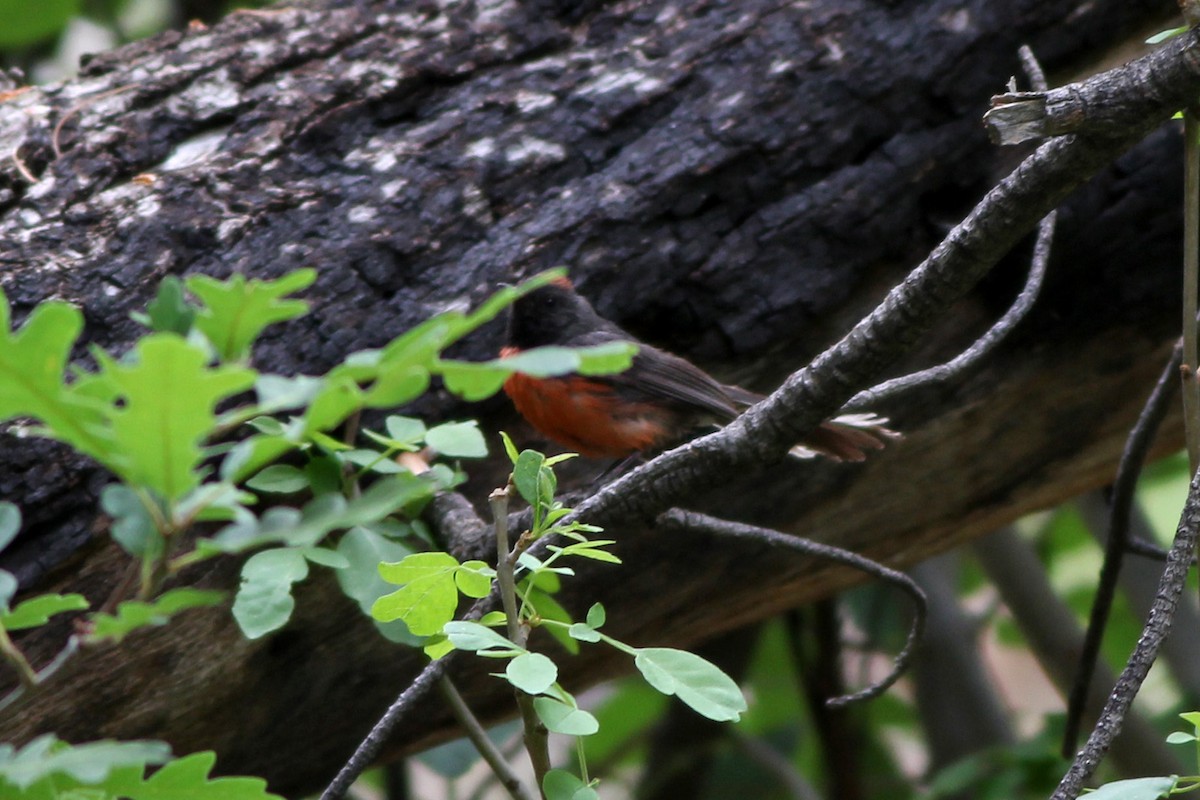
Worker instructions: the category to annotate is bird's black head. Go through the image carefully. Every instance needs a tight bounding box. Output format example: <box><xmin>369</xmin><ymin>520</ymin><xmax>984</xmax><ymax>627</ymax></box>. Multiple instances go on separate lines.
<box><xmin>506</xmin><ymin>278</ymin><xmax>610</xmax><ymax>348</ymax></box>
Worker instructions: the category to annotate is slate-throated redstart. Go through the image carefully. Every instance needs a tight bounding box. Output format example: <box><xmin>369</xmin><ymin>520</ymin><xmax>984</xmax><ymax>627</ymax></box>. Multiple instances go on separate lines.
<box><xmin>501</xmin><ymin>276</ymin><xmax>897</xmax><ymax>460</ymax></box>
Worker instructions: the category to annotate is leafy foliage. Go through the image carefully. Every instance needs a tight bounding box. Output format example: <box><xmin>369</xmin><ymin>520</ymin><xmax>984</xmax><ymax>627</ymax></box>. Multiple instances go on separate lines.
<box><xmin>0</xmin><ymin>267</ymin><xmax>644</xmax><ymax>800</ymax></box>
<box><xmin>0</xmin><ymin>737</ymin><xmax>281</xmax><ymax>800</ymax></box>
<box><xmin>0</xmin><ymin>593</ymin><xmax>89</xmax><ymax>631</ymax></box>
<box><xmin>0</xmin><ymin>736</ymin><xmax>170</xmax><ymax>792</ymax></box>
<box><xmin>86</xmin><ymin>589</ymin><xmax>226</xmax><ymax>644</ymax></box>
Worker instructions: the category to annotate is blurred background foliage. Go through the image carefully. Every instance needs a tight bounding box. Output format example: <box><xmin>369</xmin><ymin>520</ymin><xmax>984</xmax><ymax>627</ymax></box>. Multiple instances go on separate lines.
<box><xmin>1</xmin><ymin>0</ymin><xmax>1196</xmax><ymax>797</ymax></box>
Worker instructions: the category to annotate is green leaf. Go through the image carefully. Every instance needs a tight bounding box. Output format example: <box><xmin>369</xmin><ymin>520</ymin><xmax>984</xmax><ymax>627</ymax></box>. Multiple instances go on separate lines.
<box><xmin>362</xmin><ymin>363</ymin><xmax>431</xmax><ymax>408</ymax></box>
<box><xmin>1084</xmin><ymin>776</ymin><xmax>1177</xmax><ymax>800</ymax></box>
<box><xmin>1180</xmin><ymin>710</ymin><xmax>1200</xmax><ymax>730</ymax></box>
<box><xmin>174</xmin><ymin>482</ymin><xmax>254</xmax><ymax>525</ymax></box>
<box><xmin>576</xmin><ymin>341</ymin><xmax>638</xmax><ymax>375</ymax></box>
<box><xmin>101</xmin><ymin>485</ymin><xmax>161</xmax><ymax>558</ymax></box>
<box><xmin>499</xmin><ymin>347</ymin><xmax>581</xmax><ymax>376</ymax></box>
<box><xmin>0</xmin><ymin>735</ymin><xmax>171</xmax><ymax>791</ymax></box>
<box><xmin>585</xmin><ymin>603</ymin><xmax>605</xmax><ymax>629</ymax></box>
<box><xmin>506</xmin><ymin>652</ymin><xmax>558</xmax><ymax>695</ymax></box>
<box><xmin>86</xmin><ymin>589</ymin><xmax>226</xmax><ymax>644</ymax></box>
<box><xmin>533</xmin><ymin>697</ymin><xmax>599</xmax><ymax>736</ymax></box>
<box><xmin>334</xmin><ymin>526</ymin><xmax>419</xmax><ymax>644</ymax></box>
<box><xmin>500</xmin><ymin>431</ymin><xmax>520</xmax><ymax>465</ymax></box>
<box><xmin>543</xmin><ymin>769</ymin><xmax>599</xmax><ymax>800</ymax></box>
<box><xmin>252</xmin><ymin>374</ymin><xmax>324</xmax><ymax>414</ymax></box>
<box><xmin>553</xmin><ymin>540</ymin><xmax>621</xmax><ymax>564</ymax></box>
<box><xmin>0</xmin><ymin>502</ymin><xmax>20</xmax><ymax>554</ymax></box>
<box><xmin>1165</xmin><ymin>732</ymin><xmax>1196</xmax><ymax>744</ymax></box>
<box><xmin>0</xmin><ymin>292</ymin><xmax>113</xmax><ymax>464</ymax></box>
<box><xmin>372</xmin><ymin>552</ymin><xmax>461</xmax><ymax>636</ymax></box>
<box><xmin>302</xmin><ymin>546</ymin><xmax>350</xmax><ymax>569</ymax></box>
<box><xmin>305</xmin><ymin>454</ymin><xmax>343</xmax><ymax>495</ymax></box>
<box><xmin>207</xmin><ymin>473</ymin><xmax>435</xmax><ymax>555</ymax></box>
<box><xmin>438</xmin><ymin>361</ymin><xmax>511</xmax><ymax>401</ymax></box>
<box><xmin>221</xmin><ymin>432</ymin><xmax>298</xmax><ymax>484</ymax></box>
<box><xmin>423</xmin><ymin>634</ymin><xmax>456</xmax><ymax>660</ymax></box>
<box><xmin>567</xmin><ymin>623</ymin><xmax>601</xmax><ymax>643</ymax></box>
<box><xmin>134</xmin><ymin>276</ymin><xmax>197</xmax><ymax>335</ymax></box>
<box><xmin>0</xmin><ymin>0</ymin><xmax>80</xmax><ymax>47</ymax></box>
<box><xmin>454</xmin><ymin>561</ymin><xmax>495</xmax><ymax>598</ymax></box>
<box><xmin>102</xmin><ymin>334</ymin><xmax>256</xmax><ymax>501</ymax></box>
<box><xmin>301</xmin><ymin>375</ymin><xmax>364</xmax><ymax>437</ymax></box>
<box><xmin>525</xmin><ymin>585</ymin><xmax>578</xmax><ymax>654</ymax></box>
<box><xmin>425</xmin><ymin>420</ymin><xmax>488</xmax><ymax>458</ymax></box>
<box><xmin>105</xmin><ymin>750</ymin><xmax>282</xmax><ymax>799</ymax></box>
<box><xmin>1147</xmin><ymin>25</ymin><xmax>1189</xmax><ymax>45</ymax></box>
<box><xmin>386</xmin><ymin>415</ymin><xmax>427</xmax><ymax>444</ymax></box>
<box><xmin>231</xmin><ymin>548</ymin><xmax>310</xmax><ymax>639</ymax></box>
<box><xmin>513</xmin><ymin>450</ymin><xmax>546</xmax><ymax>507</ymax></box>
<box><xmin>186</xmin><ymin>269</ymin><xmax>316</xmax><ymax>362</ymax></box>
<box><xmin>246</xmin><ymin>465</ymin><xmax>309</xmax><ymax>494</ymax></box>
<box><xmin>491</xmin><ymin>341</ymin><xmax>637</xmax><ymax>380</ymax></box>
<box><xmin>633</xmin><ymin>647</ymin><xmax>746</xmax><ymax>722</ymax></box>
<box><xmin>0</xmin><ymin>593</ymin><xmax>88</xmax><ymax>631</ymax></box>
<box><xmin>340</xmin><ymin>449</ymin><xmax>408</xmax><ymax>474</ymax></box>
<box><xmin>377</xmin><ymin>551</ymin><xmax>460</xmax><ymax>585</ymax></box>
<box><xmin>443</xmin><ymin>620</ymin><xmax>521</xmax><ymax>654</ymax></box>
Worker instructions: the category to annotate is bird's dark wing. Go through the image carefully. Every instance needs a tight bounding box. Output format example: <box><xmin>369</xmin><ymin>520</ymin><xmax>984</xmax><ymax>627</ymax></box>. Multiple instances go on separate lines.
<box><xmin>572</xmin><ymin>336</ymin><xmax>737</xmax><ymax>422</ymax></box>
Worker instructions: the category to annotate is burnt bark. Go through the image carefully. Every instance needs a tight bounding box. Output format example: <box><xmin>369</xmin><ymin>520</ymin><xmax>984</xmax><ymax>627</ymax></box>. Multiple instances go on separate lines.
<box><xmin>0</xmin><ymin>0</ymin><xmax>1188</xmax><ymax>795</ymax></box>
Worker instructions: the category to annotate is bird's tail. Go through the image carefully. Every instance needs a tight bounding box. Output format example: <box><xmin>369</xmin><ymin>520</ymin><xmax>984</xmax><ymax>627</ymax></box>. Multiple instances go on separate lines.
<box><xmin>789</xmin><ymin>413</ymin><xmax>900</xmax><ymax>462</ymax></box>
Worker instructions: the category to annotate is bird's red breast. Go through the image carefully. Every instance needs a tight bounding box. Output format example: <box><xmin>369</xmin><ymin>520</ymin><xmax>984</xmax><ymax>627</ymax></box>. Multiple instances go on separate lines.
<box><xmin>499</xmin><ymin>281</ymin><xmax>898</xmax><ymax>461</ymax></box>
<box><xmin>500</xmin><ymin>345</ymin><xmax>671</xmax><ymax>457</ymax></box>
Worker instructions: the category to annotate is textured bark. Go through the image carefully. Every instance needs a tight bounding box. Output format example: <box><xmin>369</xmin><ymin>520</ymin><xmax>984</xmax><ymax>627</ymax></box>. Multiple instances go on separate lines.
<box><xmin>0</xmin><ymin>0</ymin><xmax>1187</xmax><ymax>795</ymax></box>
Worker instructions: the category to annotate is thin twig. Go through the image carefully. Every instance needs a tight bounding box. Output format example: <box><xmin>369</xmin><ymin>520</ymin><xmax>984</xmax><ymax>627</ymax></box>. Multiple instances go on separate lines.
<box><xmin>787</xmin><ymin>605</ymin><xmax>866</xmax><ymax>800</ymax></box>
<box><xmin>732</xmin><ymin>730</ymin><xmax>824</xmax><ymax>800</ymax></box>
<box><xmin>657</xmin><ymin>508</ymin><xmax>926</xmax><ymax>708</ymax></box>
<box><xmin>10</xmin><ymin>144</ymin><xmax>36</xmax><ymax>183</ymax></box>
<box><xmin>319</xmin><ymin>648</ymin><xmax>461</xmax><ymax>800</ymax></box>
<box><xmin>848</xmin><ymin>205</ymin><xmax>1055</xmax><ymax>410</ymax></box>
<box><xmin>1063</xmin><ymin>341</ymin><xmax>1182</xmax><ymax>755</ymax></box>
<box><xmin>438</xmin><ymin>676</ymin><xmax>536</xmax><ymax>800</ymax></box>
<box><xmin>0</xmin><ymin>635</ymin><xmax>79</xmax><ymax>714</ymax></box>
<box><xmin>1185</xmin><ymin>109</ymin><xmax>1200</xmax><ymax>472</ymax></box>
<box><xmin>1018</xmin><ymin>44</ymin><xmax>1049</xmax><ymax>93</ymax></box>
<box><xmin>0</xmin><ymin>624</ymin><xmax>37</xmax><ymax>689</ymax></box>
<box><xmin>51</xmin><ymin>84</ymin><xmax>134</xmax><ymax>159</ymax></box>
<box><xmin>490</xmin><ymin>488</ymin><xmax>551</xmax><ymax>792</ymax></box>
<box><xmin>852</xmin><ymin>46</ymin><xmax>1055</xmax><ymax>411</ymax></box>
<box><xmin>1052</xmin><ymin>463</ymin><xmax>1200</xmax><ymax>799</ymax></box>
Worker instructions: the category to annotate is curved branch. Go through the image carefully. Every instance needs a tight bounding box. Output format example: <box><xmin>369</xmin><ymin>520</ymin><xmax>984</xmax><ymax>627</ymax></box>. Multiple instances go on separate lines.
<box><xmin>657</xmin><ymin>508</ymin><xmax>926</xmax><ymax>708</ymax></box>
<box><xmin>847</xmin><ymin>208</ymin><xmax>1055</xmax><ymax>410</ymax></box>
<box><xmin>572</xmin><ymin>28</ymin><xmax>1200</xmax><ymax>538</ymax></box>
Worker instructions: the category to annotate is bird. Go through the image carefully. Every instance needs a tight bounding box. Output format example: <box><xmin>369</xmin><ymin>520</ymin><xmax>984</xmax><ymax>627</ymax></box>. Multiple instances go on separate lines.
<box><xmin>499</xmin><ymin>276</ymin><xmax>897</xmax><ymax>461</ymax></box>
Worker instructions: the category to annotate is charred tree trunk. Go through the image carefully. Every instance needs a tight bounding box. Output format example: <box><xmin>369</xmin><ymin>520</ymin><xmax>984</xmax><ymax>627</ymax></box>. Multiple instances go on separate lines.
<box><xmin>0</xmin><ymin>0</ymin><xmax>1185</xmax><ymax>795</ymax></box>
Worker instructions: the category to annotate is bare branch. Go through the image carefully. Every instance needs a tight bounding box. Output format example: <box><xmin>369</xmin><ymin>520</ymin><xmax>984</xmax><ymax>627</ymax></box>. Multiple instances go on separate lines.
<box><xmin>847</xmin><ymin>207</ymin><xmax>1054</xmax><ymax>411</ymax></box>
<box><xmin>572</xmin><ymin>30</ymin><xmax>1200</xmax><ymax>537</ymax></box>
<box><xmin>973</xmin><ymin>530</ymin><xmax>1179</xmax><ymax>777</ymax></box>
<box><xmin>491</xmin><ymin>488</ymin><xmax>551</xmax><ymax>790</ymax></box>
<box><xmin>1063</xmin><ymin>341</ymin><xmax>1182</xmax><ymax>755</ymax></box>
<box><xmin>983</xmin><ymin>32</ymin><xmax>1200</xmax><ymax>144</ymax></box>
<box><xmin>1052</xmin><ymin>465</ymin><xmax>1200</xmax><ymax>799</ymax></box>
<box><xmin>657</xmin><ymin>508</ymin><xmax>925</xmax><ymax>708</ymax></box>
<box><xmin>438</xmin><ymin>677</ymin><xmax>536</xmax><ymax>800</ymax></box>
